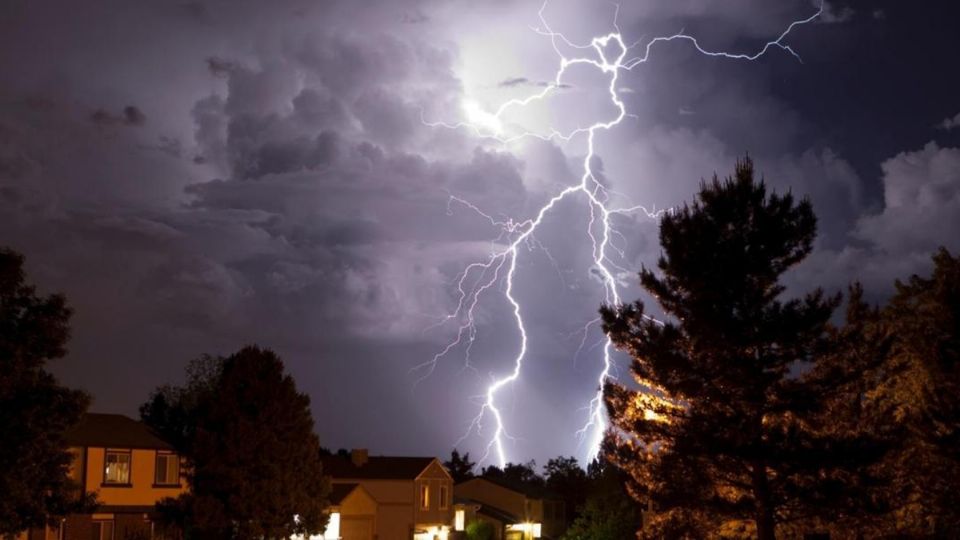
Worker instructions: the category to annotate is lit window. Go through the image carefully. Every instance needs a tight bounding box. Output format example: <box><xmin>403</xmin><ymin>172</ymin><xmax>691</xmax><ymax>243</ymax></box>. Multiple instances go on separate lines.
<box><xmin>323</xmin><ymin>512</ymin><xmax>340</xmax><ymax>540</ymax></box>
<box><xmin>92</xmin><ymin>520</ymin><xmax>114</xmax><ymax>540</ymax></box>
<box><xmin>439</xmin><ymin>485</ymin><xmax>449</xmax><ymax>510</ymax></box>
<box><xmin>454</xmin><ymin>509</ymin><xmax>465</xmax><ymax>531</ymax></box>
<box><xmin>420</xmin><ymin>483</ymin><xmax>430</xmax><ymax>509</ymax></box>
<box><xmin>154</xmin><ymin>453</ymin><xmax>180</xmax><ymax>486</ymax></box>
<box><xmin>104</xmin><ymin>451</ymin><xmax>131</xmax><ymax>484</ymax></box>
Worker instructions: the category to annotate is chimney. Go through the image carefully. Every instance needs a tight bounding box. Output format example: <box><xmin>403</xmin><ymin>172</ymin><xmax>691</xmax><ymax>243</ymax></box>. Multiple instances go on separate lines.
<box><xmin>351</xmin><ymin>448</ymin><xmax>369</xmax><ymax>467</ymax></box>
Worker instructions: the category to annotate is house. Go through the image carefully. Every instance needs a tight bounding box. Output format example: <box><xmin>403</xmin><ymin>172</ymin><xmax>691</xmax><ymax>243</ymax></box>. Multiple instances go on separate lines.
<box><xmin>20</xmin><ymin>413</ymin><xmax>187</xmax><ymax>540</ymax></box>
<box><xmin>320</xmin><ymin>449</ymin><xmax>455</xmax><ymax>540</ymax></box>
<box><xmin>453</xmin><ymin>477</ymin><xmax>565</xmax><ymax>540</ymax></box>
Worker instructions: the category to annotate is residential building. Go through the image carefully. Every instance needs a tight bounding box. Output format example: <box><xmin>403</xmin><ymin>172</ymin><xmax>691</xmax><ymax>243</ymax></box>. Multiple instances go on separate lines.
<box><xmin>20</xmin><ymin>413</ymin><xmax>187</xmax><ymax>540</ymax></box>
<box><xmin>320</xmin><ymin>449</ymin><xmax>455</xmax><ymax>540</ymax></box>
<box><xmin>454</xmin><ymin>477</ymin><xmax>565</xmax><ymax>540</ymax></box>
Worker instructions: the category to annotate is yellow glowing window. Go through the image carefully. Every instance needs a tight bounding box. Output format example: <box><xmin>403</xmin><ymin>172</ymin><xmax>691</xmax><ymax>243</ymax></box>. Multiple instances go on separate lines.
<box><xmin>155</xmin><ymin>452</ymin><xmax>180</xmax><ymax>486</ymax></box>
<box><xmin>103</xmin><ymin>451</ymin><xmax>131</xmax><ymax>485</ymax></box>
<box><xmin>420</xmin><ymin>483</ymin><xmax>430</xmax><ymax>509</ymax></box>
<box><xmin>455</xmin><ymin>509</ymin><xmax>465</xmax><ymax>531</ymax></box>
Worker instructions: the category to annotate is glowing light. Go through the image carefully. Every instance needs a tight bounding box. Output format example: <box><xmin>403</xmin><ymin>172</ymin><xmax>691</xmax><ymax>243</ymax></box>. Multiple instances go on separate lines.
<box><xmin>324</xmin><ymin>512</ymin><xmax>340</xmax><ymax>540</ymax></box>
<box><xmin>421</xmin><ymin>1</ymin><xmax>823</xmax><ymax>467</ymax></box>
<box><xmin>506</xmin><ymin>522</ymin><xmax>543</xmax><ymax>539</ymax></box>
<box><xmin>414</xmin><ymin>526</ymin><xmax>450</xmax><ymax>540</ymax></box>
<box><xmin>455</xmin><ymin>509</ymin><xmax>465</xmax><ymax>531</ymax></box>
<box><xmin>462</xmin><ymin>99</ymin><xmax>504</xmax><ymax>135</ymax></box>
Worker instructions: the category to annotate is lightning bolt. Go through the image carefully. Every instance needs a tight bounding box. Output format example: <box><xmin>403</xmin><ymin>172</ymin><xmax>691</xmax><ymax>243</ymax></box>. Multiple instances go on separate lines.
<box><xmin>418</xmin><ymin>1</ymin><xmax>823</xmax><ymax>467</ymax></box>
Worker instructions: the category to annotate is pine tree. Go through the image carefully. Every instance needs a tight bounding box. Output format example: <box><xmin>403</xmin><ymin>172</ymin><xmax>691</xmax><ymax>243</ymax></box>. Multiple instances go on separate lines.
<box><xmin>871</xmin><ymin>248</ymin><xmax>960</xmax><ymax>534</ymax></box>
<box><xmin>601</xmin><ymin>158</ymin><xmax>876</xmax><ymax>538</ymax></box>
<box><xmin>444</xmin><ymin>449</ymin><xmax>477</xmax><ymax>483</ymax></box>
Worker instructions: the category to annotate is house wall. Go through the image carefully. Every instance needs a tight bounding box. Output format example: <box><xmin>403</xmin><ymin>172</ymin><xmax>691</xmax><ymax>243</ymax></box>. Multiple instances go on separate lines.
<box><xmin>340</xmin><ymin>487</ymin><xmax>378</xmax><ymax>540</ymax></box>
<box><xmin>333</xmin><ymin>480</ymin><xmax>413</xmax><ymax>540</ymax></box>
<box><xmin>455</xmin><ymin>480</ymin><xmax>527</xmax><ymax>519</ymax></box>
<box><xmin>83</xmin><ymin>447</ymin><xmax>186</xmax><ymax>506</ymax></box>
<box><xmin>414</xmin><ymin>461</ymin><xmax>454</xmax><ymax>528</ymax></box>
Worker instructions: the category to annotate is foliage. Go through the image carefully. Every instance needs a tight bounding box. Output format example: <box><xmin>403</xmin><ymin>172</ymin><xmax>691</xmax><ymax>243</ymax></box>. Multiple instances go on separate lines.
<box><xmin>601</xmin><ymin>159</ymin><xmax>882</xmax><ymax>539</ymax></box>
<box><xmin>141</xmin><ymin>345</ymin><xmax>330</xmax><ymax>539</ymax></box>
<box><xmin>444</xmin><ymin>449</ymin><xmax>477</xmax><ymax>483</ymax></box>
<box><xmin>869</xmin><ymin>249</ymin><xmax>960</xmax><ymax>535</ymax></box>
<box><xmin>465</xmin><ymin>519</ymin><xmax>495</xmax><ymax>540</ymax></box>
<box><xmin>543</xmin><ymin>456</ymin><xmax>588</xmax><ymax>525</ymax></box>
<box><xmin>562</xmin><ymin>460</ymin><xmax>641</xmax><ymax>540</ymax></box>
<box><xmin>0</xmin><ymin>247</ymin><xmax>92</xmax><ymax>535</ymax></box>
<box><xmin>481</xmin><ymin>460</ymin><xmax>544</xmax><ymax>488</ymax></box>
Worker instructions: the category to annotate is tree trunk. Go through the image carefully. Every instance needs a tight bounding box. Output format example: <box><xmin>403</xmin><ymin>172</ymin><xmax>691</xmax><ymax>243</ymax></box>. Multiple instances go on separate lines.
<box><xmin>752</xmin><ymin>460</ymin><xmax>776</xmax><ymax>540</ymax></box>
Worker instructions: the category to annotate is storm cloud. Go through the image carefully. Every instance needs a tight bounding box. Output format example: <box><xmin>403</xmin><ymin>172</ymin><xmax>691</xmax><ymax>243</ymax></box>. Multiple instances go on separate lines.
<box><xmin>1</xmin><ymin>0</ymin><xmax>959</xmax><ymax>464</ymax></box>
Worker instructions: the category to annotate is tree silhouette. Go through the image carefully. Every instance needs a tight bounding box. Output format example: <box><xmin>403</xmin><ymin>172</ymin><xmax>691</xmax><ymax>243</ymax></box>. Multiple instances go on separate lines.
<box><xmin>870</xmin><ymin>248</ymin><xmax>960</xmax><ymax>534</ymax></box>
<box><xmin>0</xmin><ymin>248</ymin><xmax>92</xmax><ymax>535</ymax></box>
<box><xmin>601</xmin><ymin>158</ymin><xmax>879</xmax><ymax>538</ymax></box>
<box><xmin>444</xmin><ymin>449</ymin><xmax>476</xmax><ymax>483</ymax></box>
<box><xmin>543</xmin><ymin>456</ymin><xmax>587</xmax><ymax>525</ymax></box>
<box><xmin>481</xmin><ymin>460</ymin><xmax>544</xmax><ymax>488</ymax></box>
<box><xmin>143</xmin><ymin>345</ymin><xmax>330</xmax><ymax>539</ymax></box>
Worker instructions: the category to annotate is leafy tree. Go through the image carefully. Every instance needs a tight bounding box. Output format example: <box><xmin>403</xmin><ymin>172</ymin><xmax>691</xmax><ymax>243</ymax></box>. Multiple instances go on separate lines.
<box><xmin>481</xmin><ymin>460</ymin><xmax>543</xmax><ymax>488</ymax></box>
<box><xmin>0</xmin><ymin>248</ymin><xmax>92</xmax><ymax>535</ymax></box>
<box><xmin>562</xmin><ymin>460</ymin><xmax>641</xmax><ymax>540</ymax></box>
<box><xmin>465</xmin><ymin>519</ymin><xmax>495</xmax><ymax>540</ymax></box>
<box><xmin>543</xmin><ymin>456</ymin><xmax>588</xmax><ymax>524</ymax></box>
<box><xmin>601</xmin><ymin>159</ymin><xmax>880</xmax><ymax>539</ymax></box>
<box><xmin>142</xmin><ymin>345</ymin><xmax>330</xmax><ymax>539</ymax></box>
<box><xmin>444</xmin><ymin>449</ymin><xmax>476</xmax><ymax>483</ymax></box>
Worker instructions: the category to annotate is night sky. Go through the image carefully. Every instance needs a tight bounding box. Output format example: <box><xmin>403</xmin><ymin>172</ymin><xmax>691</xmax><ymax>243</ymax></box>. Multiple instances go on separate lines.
<box><xmin>2</xmin><ymin>0</ymin><xmax>959</xmax><ymax>466</ymax></box>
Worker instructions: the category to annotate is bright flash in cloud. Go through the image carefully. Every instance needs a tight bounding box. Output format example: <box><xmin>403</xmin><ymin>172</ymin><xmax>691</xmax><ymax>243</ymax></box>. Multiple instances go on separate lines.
<box><xmin>419</xmin><ymin>1</ymin><xmax>823</xmax><ymax>467</ymax></box>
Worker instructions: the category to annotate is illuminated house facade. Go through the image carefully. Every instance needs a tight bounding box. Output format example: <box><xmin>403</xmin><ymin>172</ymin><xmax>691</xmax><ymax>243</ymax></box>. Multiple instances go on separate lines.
<box><xmin>320</xmin><ymin>450</ymin><xmax>456</xmax><ymax>540</ymax></box>
<box><xmin>20</xmin><ymin>413</ymin><xmax>187</xmax><ymax>540</ymax></box>
<box><xmin>454</xmin><ymin>477</ymin><xmax>565</xmax><ymax>540</ymax></box>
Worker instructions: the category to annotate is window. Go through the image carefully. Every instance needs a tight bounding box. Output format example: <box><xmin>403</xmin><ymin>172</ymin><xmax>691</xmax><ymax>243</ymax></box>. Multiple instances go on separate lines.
<box><xmin>154</xmin><ymin>453</ymin><xmax>179</xmax><ymax>486</ymax></box>
<box><xmin>103</xmin><ymin>451</ymin><xmax>131</xmax><ymax>485</ymax></box>
<box><xmin>454</xmin><ymin>509</ymin><xmax>465</xmax><ymax>531</ymax></box>
<box><xmin>92</xmin><ymin>520</ymin><xmax>114</xmax><ymax>540</ymax></box>
<box><xmin>419</xmin><ymin>483</ymin><xmax>430</xmax><ymax>509</ymax></box>
<box><xmin>439</xmin><ymin>485</ymin><xmax>449</xmax><ymax>510</ymax></box>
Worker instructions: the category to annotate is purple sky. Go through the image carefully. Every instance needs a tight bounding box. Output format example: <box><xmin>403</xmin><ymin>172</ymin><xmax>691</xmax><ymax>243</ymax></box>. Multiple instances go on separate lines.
<box><xmin>2</xmin><ymin>0</ymin><xmax>959</xmax><ymax>467</ymax></box>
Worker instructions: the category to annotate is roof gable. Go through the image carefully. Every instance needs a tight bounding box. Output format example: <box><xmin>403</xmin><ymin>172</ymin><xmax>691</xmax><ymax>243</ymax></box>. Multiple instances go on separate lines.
<box><xmin>321</xmin><ymin>455</ymin><xmax>436</xmax><ymax>480</ymax></box>
<box><xmin>65</xmin><ymin>413</ymin><xmax>173</xmax><ymax>450</ymax></box>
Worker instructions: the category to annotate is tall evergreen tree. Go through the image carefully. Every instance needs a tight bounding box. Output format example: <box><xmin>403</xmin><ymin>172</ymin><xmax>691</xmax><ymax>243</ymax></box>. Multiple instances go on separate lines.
<box><xmin>601</xmin><ymin>159</ymin><xmax>876</xmax><ymax>538</ymax></box>
<box><xmin>0</xmin><ymin>248</ymin><xmax>91</xmax><ymax>535</ymax></box>
<box><xmin>142</xmin><ymin>345</ymin><xmax>330</xmax><ymax>539</ymax></box>
<box><xmin>870</xmin><ymin>248</ymin><xmax>960</xmax><ymax>534</ymax></box>
<box><xmin>444</xmin><ymin>449</ymin><xmax>477</xmax><ymax>484</ymax></box>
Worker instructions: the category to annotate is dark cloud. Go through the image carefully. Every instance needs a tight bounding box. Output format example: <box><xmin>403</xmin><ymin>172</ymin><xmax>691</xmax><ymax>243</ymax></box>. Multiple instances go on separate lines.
<box><xmin>1</xmin><ymin>0</ymin><xmax>958</xmax><ymax>465</ymax></box>
<box><xmin>90</xmin><ymin>105</ymin><xmax>146</xmax><ymax>127</ymax></box>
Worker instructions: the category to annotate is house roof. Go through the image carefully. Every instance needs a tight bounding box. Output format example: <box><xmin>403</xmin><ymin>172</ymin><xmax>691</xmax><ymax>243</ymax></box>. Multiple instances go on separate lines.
<box><xmin>329</xmin><ymin>483</ymin><xmax>360</xmax><ymax>505</ymax></box>
<box><xmin>65</xmin><ymin>413</ymin><xmax>174</xmax><ymax>450</ymax></box>
<box><xmin>321</xmin><ymin>455</ymin><xmax>437</xmax><ymax>480</ymax></box>
<box><xmin>475</xmin><ymin>502</ymin><xmax>521</xmax><ymax>525</ymax></box>
<box><xmin>459</xmin><ymin>476</ymin><xmax>562</xmax><ymax>500</ymax></box>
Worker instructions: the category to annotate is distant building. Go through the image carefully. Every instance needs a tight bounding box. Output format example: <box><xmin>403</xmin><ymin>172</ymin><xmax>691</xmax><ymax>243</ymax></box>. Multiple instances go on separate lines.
<box><xmin>320</xmin><ymin>449</ymin><xmax>456</xmax><ymax>540</ymax></box>
<box><xmin>20</xmin><ymin>413</ymin><xmax>187</xmax><ymax>540</ymax></box>
<box><xmin>454</xmin><ymin>477</ymin><xmax>565</xmax><ymax>540</ymax></box>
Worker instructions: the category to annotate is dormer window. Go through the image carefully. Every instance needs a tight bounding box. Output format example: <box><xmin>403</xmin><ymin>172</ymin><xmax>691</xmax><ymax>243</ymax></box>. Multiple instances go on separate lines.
<box><xmin>103</xmin><ymin>450</ymin><xmax>131</xmax><ymax>485</ymax></box>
